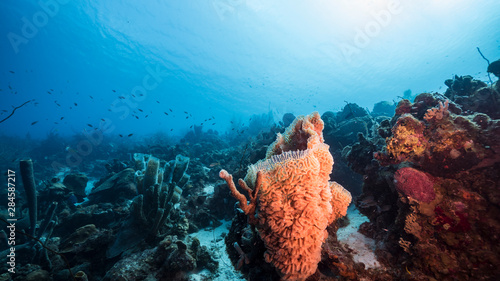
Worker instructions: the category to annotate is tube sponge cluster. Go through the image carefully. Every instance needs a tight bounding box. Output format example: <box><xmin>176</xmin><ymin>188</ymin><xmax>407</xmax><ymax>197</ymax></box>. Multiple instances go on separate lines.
<box><xmin>220</xmin><ymin>112</ymin><xmax>351</xmax><ymax>281</ymax></box>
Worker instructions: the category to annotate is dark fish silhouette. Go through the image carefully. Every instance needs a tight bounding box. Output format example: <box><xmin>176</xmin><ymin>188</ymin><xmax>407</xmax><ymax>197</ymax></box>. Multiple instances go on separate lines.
<box><xmin>164</xmin><ymin>112</ymin><xmax>168</xmax><ymax>115</ymax></box>
<box><xmin>184</xmin><ymin>111</ymin><xmax>188</xmax><ymax>114</ymax></box>
<box><xmin>9</xmin><ymin>71</ymin><xmax>14</xmax><ymax>73</ymax></box>
<box><xmin>74</xmin><ymin>103</ymin><xmax>78</xmax><ymax>106</ymax></box>
<box><xmin>138</xmin><ymin>109</ymin><xmax>143</xmax><ymax>112</ymax></box>
<box><xmin>87</xmin><ymin>124</ymin><xmax>93</xmax><ymax>127</ymax></box>
<box><xmin>101</xmin><ymin>118</ymin><xmax>105</xmax><ymax>122</ymax></box>
<box><xmin>89</xmin><ymin>95</ymin><xmax>94</xmax><ymax>99</ymax></box>
<box><xmin>185</xmin><ymin>116</ymin><xmax>188</xmax><ymax>119</ymax></box>
<box><xmin>119</xmin><ymin>134</ymin><xmax>123</xmax><ymax>137</ymax></box>
<box><xmin>31</xmin><ymin>121</ymin><xmax>38</xmax><ymax>125</ymax></box>
<box><xmin>156</xmin><ymin>101</ymin><xmax>160</xmax><ymax>103</ymax></box>
<box><xmin>169</xmin><ymin>108</ymin><xmax>173</xmax><ymax>112</ymax></box>
<box><xmin>128</xmin><ymin>133</ymin><xmax>133</xmax><ymax>137</ymax></box>
<box><xmin>60</xmin><ymin>117</ymin><xmax>64</xmax><ymax>120</ymax></box>
<box><xmin>134</xmin><ymin>116</ymin><xmax>139</xmax><ymax>119</ymax></box>
<box><xmin>112</xmin><ymin>90</ymin><xmax>116</xmax><ymax>92</ymax></box>
<box><xmin>118</xmin><ymin>96</ymin><xmax>125</xmax><ymax>99</ymax></box>
<box><xmin>47</xmin><ymin>91</ymin><xmax>52</xmax><ymax>95</ymax></box>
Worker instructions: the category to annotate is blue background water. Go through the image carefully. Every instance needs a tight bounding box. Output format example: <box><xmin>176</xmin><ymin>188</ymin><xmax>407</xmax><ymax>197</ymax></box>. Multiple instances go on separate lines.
<box><xmin>1</xmin><ymin>0</ymin><xmax>499</xmax><ymax>139</ymax></box>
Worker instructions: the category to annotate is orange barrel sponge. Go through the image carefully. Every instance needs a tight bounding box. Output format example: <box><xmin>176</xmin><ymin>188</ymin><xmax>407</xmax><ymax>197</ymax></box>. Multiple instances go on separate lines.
<box><xmin>220</xmin><ymin>112</ymin><xmax>351</xmax><ymax>281</ymax></box>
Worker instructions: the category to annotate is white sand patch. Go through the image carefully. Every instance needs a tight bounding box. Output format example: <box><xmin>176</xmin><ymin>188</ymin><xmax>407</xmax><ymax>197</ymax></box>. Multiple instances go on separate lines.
<box><xmin>86</xmin><ymin>178</ymin><xmax>98</xmax><ymax>196</ymax></box>
<box><xmin>188</xmin><ymin>220</ymin><xmax>246</xmax><ymax>281</ymax></box>
<box><xmin>337</xmin><ymin>204</ymin><xmax>382</xmax><ymax>269</ymax></box>
<box><xmin>202</xmin><ymin>183</ymin><xmax>215</xmax><ymax>195</ymax></box>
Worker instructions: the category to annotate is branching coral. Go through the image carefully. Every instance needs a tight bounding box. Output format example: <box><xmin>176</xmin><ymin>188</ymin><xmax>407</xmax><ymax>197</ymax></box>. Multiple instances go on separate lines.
<box><xmin>220</xmin><ymin>112</ymin><xmax>351</xmax><ymax>281</ymax></box>
<box><xmin>424</xmin><ymin>100</ymin><xmax>449</xmax><ymax>121</ymax></box>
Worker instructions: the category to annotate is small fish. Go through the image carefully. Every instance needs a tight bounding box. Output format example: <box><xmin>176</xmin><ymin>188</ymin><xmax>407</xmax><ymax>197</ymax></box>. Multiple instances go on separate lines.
<box><xmin>138</xmin><ymin>109</ymin><xmax>143</xmax><ymax>112</ymax></box>
<box><xmin>190</xmin><ymin>125</ymin><xmax>193</xmax><ymax>128</ymax></box>
<box><xmin>9</xmin><ymin>70</ymin><xmax>14</xmax><ymax>74</ymax></box>
<box><xmin>184</xmin><ymin>111</ymin><xmax>188</xmax><ymax>114</ymax></box>
<box><xmin>89</xmin><ymin>95</ymin><xmax>94</xmax><ymax>99</ymax></box>
<box><xmin>145</xmin><ymin>115</ymin><xmax>148</xmax><ymax>118</ymax></box>
<box><xmin>164</xmin><ymin>112</ymin><xmax>168</xmax><ymax>115</ymax></box>
<box><xmin>128</xmin><ymin>133</ymin><xmax>133</xmax><ymax>137</ymax></box>
<box><xmin>134</xmin><ymin>115</ymin><xmax>139</xmax><ymax>119</ymax></box>
<box><xmin>100</xmin><ymin>118</ymin><xmax>105</xmax><ymax>122</ymax></box>
<box><xmin>55</xmin><ymin>103</ymin><xmax>61</xmax><ymax>107</ymax></box>
<box><xmin>119</xmin><ymin>134</ymin><xmax>123</xmax><ymax>137</ymax></box>
<box><xmin>87</xmin><ymin>124</ymin><xmax>93</xmax><ymax>127</ymax></box>
<box><xmin>169</xmin><ymin>108</ymin><xmax>173</xmax><ymax>112</ymax></box>
<box><xmin>8</xmin><ymin>85</ymin><xmax>12</xmax><ymax>90</ymax></box>
<box><xmin>186</xmin><ymin>116</ymin><xmax>188</xmax><ymax>119</ymax></box>
<box><xmin>47</xmin><ymin>91</ymin><xmax>52</xmax><ymax>95</ymax></box>
<box><xmin>74</xmin><ymin>102</ymin><xmax>78</xmax><ymax>106</ymax></box>
<box><xmin>170</xmin><ymin>128</ymin><xmax>173</xmax><ymax>131</ymax></box>
<box><xmin>31</xmin><ymin>121</ymin><xmax>38</xmax><ymax>125</ymax></box>
<box><xmin>118</xmin><ymin>96</ymin><xmax>125</xmax><ymax>99</ymax></box>
<box><xmin>50</xmin><ymin>89</ymin><xmax>54</xmax><ymax>91</ymax></box>
<box><xmin>156</xmin><ymin>101</ymin><xmax>160</xmax><ymax>103</ymax></box>
<box><xmin>212</xmin><ymin>123</ymin><xmax>215</xmax><ymax>125</ymax></box>
<box><xmin>209</xmin><ymin>162</ymin><xmax>220</xmax><ymax>167</ymax></box>
<box><xmin>112</xmin><ymin>89</ymin><xmax>116</xmax><ymax>92</ymax></box>
<box><xmin>54</xmin><ymin>122</ymin><xmax>59</xmax><ymax>124</ymax></box>
<box><xmin>60</xmin><ymin>117</ymin><xmax>64</xmax><ymax>120</ymax></box>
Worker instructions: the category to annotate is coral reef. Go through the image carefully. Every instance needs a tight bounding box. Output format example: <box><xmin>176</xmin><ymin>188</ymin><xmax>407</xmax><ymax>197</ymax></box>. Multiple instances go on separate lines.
<box><xmin>346</xmin><ymin>90</ymin><xmax>500</xmax><ymax>280</ymax></box>
<box><xmin>107</xmin><ymin>153</ymin><xmax>190</xmax><ymax>258</ymax></box>
<box><xmin>220</xmin><ymin>112</ymin><xmax>351</xmax><ymax>280</ymax></box>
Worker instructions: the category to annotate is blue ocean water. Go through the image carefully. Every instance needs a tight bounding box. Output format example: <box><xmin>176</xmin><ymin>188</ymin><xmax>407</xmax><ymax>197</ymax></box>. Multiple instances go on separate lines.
<box><xmin>1</xmin><ymin>0</ymin><xmax>499</xmax><ymax>139</ymax></box>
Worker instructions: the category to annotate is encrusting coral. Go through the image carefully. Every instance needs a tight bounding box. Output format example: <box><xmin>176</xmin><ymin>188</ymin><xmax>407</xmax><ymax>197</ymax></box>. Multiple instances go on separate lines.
<box><xmin>220</xmin><ymin>112</ymin><xmax>351</xmax><ymax>281</ymax></box>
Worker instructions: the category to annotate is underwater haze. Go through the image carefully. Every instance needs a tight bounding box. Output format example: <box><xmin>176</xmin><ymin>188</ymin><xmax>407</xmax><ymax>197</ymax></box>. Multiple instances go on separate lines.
<box><xmin>1</xmin><ymin>1</ymin><xmax>500</xmax><ymax>281</ymax></box>
<box><xmin>1</xmin><ymin>0</ymin><xmax>499</xmax><ymax>138</ymax></box>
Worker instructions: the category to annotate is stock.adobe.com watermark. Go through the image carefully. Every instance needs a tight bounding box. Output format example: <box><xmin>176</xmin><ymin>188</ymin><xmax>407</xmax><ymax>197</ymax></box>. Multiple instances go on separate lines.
<box><xmin>340</xmin><ymin>0</ymin><xmax>403</xmax><ymax>64</ymax></box>
<box><xmin>318</xmin><ymin>0</ymin><xmax>403</xmax><ymax>67</ymax></box>
<box><xmin>5</xmin><ymin>170</ymin><xmax>17</xmax><ymax>274</ymax></box>
<box><xmin>7</xmin><ymin>0</ymin><xmax>69</xmax><ymax>54</ymax></box>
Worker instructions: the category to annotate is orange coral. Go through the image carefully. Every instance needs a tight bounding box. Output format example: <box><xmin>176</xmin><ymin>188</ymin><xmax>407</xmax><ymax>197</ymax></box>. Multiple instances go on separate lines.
<box><xmin>220</xmin><ymin>112</ymin><xmax>351</xmax><ymax>281</ymax></box>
